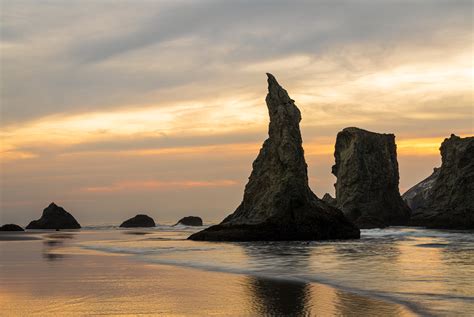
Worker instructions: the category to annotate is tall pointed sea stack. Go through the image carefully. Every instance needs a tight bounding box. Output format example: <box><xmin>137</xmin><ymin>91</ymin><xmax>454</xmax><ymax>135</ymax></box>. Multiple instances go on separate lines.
<box><xmin>327</xmin><ymin>127</ymin><xmax>411</xmax><ymax>229</ymax></box>
<box><xmin>189</xmin><ymin>74</ymin><xmax>360</xmax><ymax>241</ymax></box>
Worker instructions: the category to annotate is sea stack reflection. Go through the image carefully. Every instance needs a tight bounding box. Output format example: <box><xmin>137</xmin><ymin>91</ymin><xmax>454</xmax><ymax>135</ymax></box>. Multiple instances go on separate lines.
<box><xmin>189</xmin><ymin>73</ymin><xmax>359</xmax><ymax>241</ymax></box>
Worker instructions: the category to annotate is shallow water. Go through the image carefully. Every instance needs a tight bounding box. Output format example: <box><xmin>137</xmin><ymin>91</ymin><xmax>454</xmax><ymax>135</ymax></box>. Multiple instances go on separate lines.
<box><xmin>77</xmin><ymin>225</ymin><xmax>474</xmax><ymax>316</ymax></box>
<box><xmin>1</xmin><ymin>229</ymin><xmax>415</xmax><ymax>316</ymax></box>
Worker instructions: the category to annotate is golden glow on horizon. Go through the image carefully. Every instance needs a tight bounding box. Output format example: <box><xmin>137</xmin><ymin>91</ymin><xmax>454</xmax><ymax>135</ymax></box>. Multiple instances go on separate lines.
<box><xmin>2</xmin><ymin>136</ymin><xmax>454</xmax><ymax>165</ymax></box>
<box><xmin>117</xmin><ymin>143</ymin><xmax>261</xmax><ymax>157</ymax></box>
<box><xmin>0</xmin><ymin>96</ymin><xmax>265</xmax><ymax>162</ymax></box>
<box><xmin>397</xmin><ymin>138</ymin><xmax>445</xmax><ymax>156</ymax></box>
<box><xmin>1</xmin><ymin>40</ymin><xmax>472</xmax><ymax>225</ymax></box>
<box><xmin>2</xmin><ymin>46</ymin><xmax>472</xmax><ymax>166</ymax></box>
<box><xmin>82</xmin><ymin>179</ymin><xmax>238</xmax><ymax>193</ymax></box>
<box><xmin>1</xmin><ymin>99</ymin><xmax>261</xmax><ymax>144</ymax></box>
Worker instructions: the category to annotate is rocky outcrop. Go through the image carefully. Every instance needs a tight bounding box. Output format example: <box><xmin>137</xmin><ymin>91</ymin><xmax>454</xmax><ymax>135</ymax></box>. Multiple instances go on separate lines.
<box><xmin>120</xmin><ymin>214</ymin><xmax>155</xmax><ymax>228</ymax></box>
<box><xmin>0</xmin><ymin>224</ymin><xmax>24</xmax><ymax>231</ymax></box>
<box><xmin>328</xmin><ymin>127</ymin><xmax>411</xmax><ymax>229</ymax></box>
<box><xmin>26</xmin><ymin>203</ymin><xmax>81</xmax><ymax>229</ymax></box>
<box><xmin>175</xmin><ymin>216</ymin><xmax>203</xmax><ymax>226</ymax></box>
<box><xmin>402</xmin><ymin>168</ymin><xmax>440</xmax><ymax>211</ymax></box>
<box><xmin>406</xmin><ymin>135</ymin><xmax>473</xmax><ymax>229</ymax></box>
<box><xmin>189</xmin><ymin>74</ymin><xmax>359</xmax><ymax>241</ymax></box>
<box><xmin>322</xmin><ymin>193</ymin><xmax>337</xmax><ymax>206</ymax></box>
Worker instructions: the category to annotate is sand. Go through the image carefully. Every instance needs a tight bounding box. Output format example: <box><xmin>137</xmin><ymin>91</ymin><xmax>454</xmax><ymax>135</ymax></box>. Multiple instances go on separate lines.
<box><xmin>0</xmin><ymin>231</ymin><xmax>417</xmax><ymax>316</ymax></box>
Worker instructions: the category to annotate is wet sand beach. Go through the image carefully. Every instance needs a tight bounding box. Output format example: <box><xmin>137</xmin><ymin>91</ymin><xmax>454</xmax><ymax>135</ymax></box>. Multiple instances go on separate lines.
<box><xmin>0</xmin><ymin>230</ymin><xmax>417</xmax><ymax>316</ymax></box>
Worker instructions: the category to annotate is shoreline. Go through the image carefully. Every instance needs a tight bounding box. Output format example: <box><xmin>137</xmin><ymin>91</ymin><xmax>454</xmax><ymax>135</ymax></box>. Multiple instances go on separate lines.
<box><xmin>98</xmin><ymin>244</ymin><xmax>426</xmax><ymax>316</ymax></box>
<box><xmin>0</xmin><ymin>231</ymin><xmax>419</xmax><ymax>316</ymax></box>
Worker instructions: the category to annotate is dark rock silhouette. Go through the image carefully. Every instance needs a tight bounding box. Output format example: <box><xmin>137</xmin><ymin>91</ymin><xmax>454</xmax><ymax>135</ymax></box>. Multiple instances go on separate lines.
<box><xmin>189</xmin><ymin>74</ymin><xmax>359</xmax><ymax>241</ymax></box>
<box><xmin>26</xmin><ymin>203</ymin><xmax>81</xmax><ymax>229</ymax></box>
<box><xmin>322</xmin><ymin>193</ymin><xmax>337</xmax><ymax>206</ymax></box>
<box><xmin>328</xmin><ymin>127</ymin><xmax>411</xmax><ymax>229</ymax></box>
<box><xmin>175</xmin><ymin>216</ymin><xmax>203</xmax><ymax>226</ymax></box>
<box><xmin>120</xmin><ymin>214</ymin><xmax>155</xmax><ymax>228</ymax></box>
<box><xmin>403</xmin><ymin>168</ymin><xmax>440</xmax><ymax>211</ymax></box>
<box><xmin>0</xmin><ymin>224</ymin><xmax>24</xmax><ymax>231</ymax></box>
<box><xmin>405</xmin><ymin>134</ymin><xmax>473</xmax><ymax>229</ymax></box>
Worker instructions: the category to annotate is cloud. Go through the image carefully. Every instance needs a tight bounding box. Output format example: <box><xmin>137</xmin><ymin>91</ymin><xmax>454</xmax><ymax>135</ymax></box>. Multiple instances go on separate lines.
<box><xmin>1</xmin><ymin>1</ymin><xmax>472</xmax><ymax>224</ymax></box>
<box><xmin>1</xmin><ymin>0</ymin><xmax>472</xmax><ymax>123</ymax></box>
<box><xmin>82</xmin><ymin>179</ymin><xmax>238</xmax><ymax>193</ymax></box>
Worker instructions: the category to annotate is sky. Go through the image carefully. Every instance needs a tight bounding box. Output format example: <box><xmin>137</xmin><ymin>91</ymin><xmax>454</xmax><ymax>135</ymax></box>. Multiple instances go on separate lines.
<box><xmin>1</xmin><ymin>0</ymin><xmax>472</xmax><ymax>226</ymax></box>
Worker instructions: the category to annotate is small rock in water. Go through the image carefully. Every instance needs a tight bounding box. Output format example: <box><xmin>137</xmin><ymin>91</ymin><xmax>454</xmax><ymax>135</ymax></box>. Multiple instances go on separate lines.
<box><xmin>0</xmin><ymin>224</ymin><xmax>24</xmax><ymax>231</ymax></box>
<box><xmin>26</xmin><ymin>202</ymin><xmax>81</xmax><ymax>229</ymax></box>
<box><xmin>175</xmin><ymin>216</ymin><xmax>203</xmax><ymax>226</ymax></box>
<box><xmin>120</xmin><ymin>214</ymin><xmax>156</xmax><ymax>228</ymax></box>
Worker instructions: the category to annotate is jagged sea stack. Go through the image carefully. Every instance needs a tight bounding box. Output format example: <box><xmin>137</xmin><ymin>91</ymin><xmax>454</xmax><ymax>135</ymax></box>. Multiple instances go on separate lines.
<box><xmin>404</xmin><ymin>135</ymin><xmax>473</xmax><ymax>229</ymax></box>
<box><xmin>328</xmin><ymin>128</ymin><xmax>411</xmax><ymax>229</ymax></box>
<box><xmin>189</xmin><ymin>74</ymin><xmax>360</xmax><ymax>241</ymax></box>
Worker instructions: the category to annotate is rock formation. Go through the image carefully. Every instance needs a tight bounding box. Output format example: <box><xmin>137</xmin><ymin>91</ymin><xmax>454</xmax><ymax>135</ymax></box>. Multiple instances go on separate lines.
<box><xmin>175</xmin><ymin>216</ymin><xmax>203</xmax><ymax>226</ymax></box>
<box><xmin>120</xmin><ymin>214</ymin><xmax>156</xmax><ymax>228</ymax></box>
<box><xmin>26</xmin><ymin>203</ymin><xmax>81</xmax><ymax>229</ymax></box>
<box><xmin>405</xmin><ymin>135</ymin><xmax>473</xmax><ymax>229</ymax></box>
<box><xmin>322</xmin><ymin>193</ymin><xmax>337</xmax><ymax>206</ymax></box>
<box><xmin>189</xmin><ymin>74</ymin><xmax>360</xmax><ymax>241</ymax></box>
<box><xmin>0</xmin><ymin>224</ymin><xmax>24</xmax><ymax>231</ymax></box>
<box><xmin>328</xmin><ymin>127</ymin><xmax>411</xmax><ymax>229</ymax></box>
<box><xmin>402</xmin><ymin>168</ymin><xmax>440</xmax><ymax>211</ymax></box>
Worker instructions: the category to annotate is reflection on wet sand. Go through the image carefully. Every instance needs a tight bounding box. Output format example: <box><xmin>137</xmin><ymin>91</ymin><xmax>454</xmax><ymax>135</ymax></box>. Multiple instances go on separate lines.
<box><xmin>0</xmin><ymin>230</ymin><xmax>422</xmax><ymax>316</ymax></box>
<box><xmin>241</xmin><ymin>242</ymin><xmax>312</xmax><ymax>314</ymax></box>
<box><xmin>247</xmin><ymin>277</ymin><xmax>311</xmax><ymax>316</ymax></box>
<box><xmin>244</xmin><ymin>273</ymin><xmax>418</xmax><ymax>316</ymax></box>
<box><xmin>241</xmin><ymin>242</ymin><xmax>415</xmax><ymax>316</ymax></box>
<box><xmin>246</xmin><ymin>275</ymin><xmax>416</xmax><ymax>316</ymax></box>
<box><xmin>42</xmin><ymin>232</ymin><xmax>76</xmax><ymax>261</ymax></box>
<box><xmin>121</xmin><ymin>231</ymin><xmax>153</xmax><ymax>235</ymax></box>
<box><xmin>42</xmin><ymin>253</ymin><xmax>66</xmax><ymax>261</ymax></box>
<box><xmin>395</xmin><ymin>235</ymin><xmax>474</xmax><ymax>315</ymax></box>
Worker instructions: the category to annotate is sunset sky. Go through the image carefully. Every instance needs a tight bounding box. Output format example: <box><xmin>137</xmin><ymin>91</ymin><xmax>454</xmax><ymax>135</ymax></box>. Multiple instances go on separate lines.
<box><xmin>1</xmin><ymin>1</ymin><xmax>472</xmax><ymax>225</ymax></box>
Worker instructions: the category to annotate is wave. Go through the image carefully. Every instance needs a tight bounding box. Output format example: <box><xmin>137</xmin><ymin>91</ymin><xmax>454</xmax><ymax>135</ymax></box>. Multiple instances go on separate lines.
<box><xmin>77</xmin><ymin>226</ymin><xmax>474</xmax><ymax>316</ymax></box>
<box><xmin>81</xmin><ymin>244</ymin><xmax>220</xmax><ymax>256</ymax></box>
<box><xmin>81</xmin><ymin>243</ymin><xmax>427</xmax><ymax>316</ymax></box>
<box><xmin>82</xmin><ymin>223</ymin><xmax>206</xmax><ymax>231</ymax></box>
<box><xmin>362</xmin><ymin>227</ymin><xmax>474</xmax><ymax>241</ymax></box>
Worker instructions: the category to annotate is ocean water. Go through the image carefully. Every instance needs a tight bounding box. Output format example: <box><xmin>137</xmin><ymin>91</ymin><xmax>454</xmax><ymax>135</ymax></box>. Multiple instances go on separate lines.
<box><xmin>77</xmin><ymin>225</ymin><xmax>473</xmax><ymax>316</ymax></box>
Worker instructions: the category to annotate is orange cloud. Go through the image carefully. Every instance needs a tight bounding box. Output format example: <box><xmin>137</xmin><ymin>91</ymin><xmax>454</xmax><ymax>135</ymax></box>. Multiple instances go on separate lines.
<box><xmin>118</xmin><ymin>143</ymin><xmax>261</xmax><ymax>157</ymax></box>
<box><xmin>56</xmin><ymin>137</ymin><xmax>453</xmax><ymax>162</ymax></box>
<box><xmin>396</xmin><ymin>135</ymin><xmax>472</xmax><ymax>156</ymax></box>
<box><xmin>1</xmin><ymin>150</ymin><xmax>38</xmax><ymax>162</ymax></box>
<box><xmin>82</xmin><ymin>179</ymin><xmax>239</xmax><ymax>193</ymax></box>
